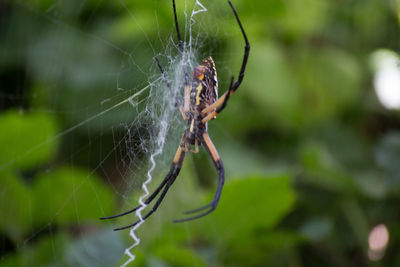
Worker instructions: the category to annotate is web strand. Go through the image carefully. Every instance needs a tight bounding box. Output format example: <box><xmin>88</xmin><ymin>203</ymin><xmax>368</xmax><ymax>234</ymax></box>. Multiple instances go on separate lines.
<box><xmin>120</xmin><ymin>1</ymin><xmax>208</xmax><ymax>264</ymax></box>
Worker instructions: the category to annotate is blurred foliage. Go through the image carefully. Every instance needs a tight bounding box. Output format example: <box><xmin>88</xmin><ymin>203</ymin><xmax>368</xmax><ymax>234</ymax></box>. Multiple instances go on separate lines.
<box><xmin>1</xmin><ymin>0</ymin><xmax>400</xmax><ymax>266</ymax></box>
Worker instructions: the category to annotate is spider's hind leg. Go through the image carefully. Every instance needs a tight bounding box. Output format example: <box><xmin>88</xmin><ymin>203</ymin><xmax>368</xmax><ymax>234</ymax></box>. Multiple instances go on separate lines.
<box><xmin>100</xmin><ymin>136</ymin><xmax>187</xmax><ymax>231</ymax></box>
<box><xmin>99</xmin><ymin>166</ymin><xmax>175</xmax><ymax>221</ymax></box>
<box><xmin>173</xmin><ymin>132</ymin><xmax>224</xmax><ymax>223</ymax></box>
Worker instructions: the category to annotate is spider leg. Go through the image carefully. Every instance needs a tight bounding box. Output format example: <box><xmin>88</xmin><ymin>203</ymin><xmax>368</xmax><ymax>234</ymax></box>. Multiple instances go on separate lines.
<box><xmin>183</xmin><ymin>202</ymin><xmax>212</xmax><ymax>215</ymax></box>
<box><xmin>172</xmin><ymin>0</ymin><xmax>183</xmax><ymax>52</ymax></box>
<box><xmin>114</xmin><ymin>166</ymin><xmax>182</xmax><ymax>231</ymax></box>
<box><xmin>174</xmin><ymin>132</ymin><xmax>224</xmax><ymax>223</ymax></box>
<box><xmin>99</xmin><ymin>167</ymin><xmax>174</xmax><ymax>220</ymax></box>
<box><xmin>226</xmin><ymin>0</ymin><xmax>250</xmax><ymax>92</ymax></box>
<box><xmin>101</xmin><ymin>137</ymin><xmax>186</xmax><ymax>230</ymax></box>
<box><xmin>201</xmin><ymin>0</ymin><xmax>250</xmax><ymax>118</ymax></box>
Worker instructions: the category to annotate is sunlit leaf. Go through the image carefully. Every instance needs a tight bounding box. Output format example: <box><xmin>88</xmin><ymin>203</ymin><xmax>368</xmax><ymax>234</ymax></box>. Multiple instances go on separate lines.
<box><xmin>32</xmin><ymin>166</ymin><xmax>114</xmax><ymax>226</ymax></box>
<box><xmin>0</xmin><ymin>110</ymin><xmax>58</xmax><ymax>170</ymax></box>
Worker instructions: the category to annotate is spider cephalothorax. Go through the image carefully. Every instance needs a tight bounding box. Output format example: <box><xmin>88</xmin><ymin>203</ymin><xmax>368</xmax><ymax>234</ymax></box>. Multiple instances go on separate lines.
<box><xmin>101</xmin><ymin>0</ymin><xmax>250</xmax><ymax>230</ymax></box>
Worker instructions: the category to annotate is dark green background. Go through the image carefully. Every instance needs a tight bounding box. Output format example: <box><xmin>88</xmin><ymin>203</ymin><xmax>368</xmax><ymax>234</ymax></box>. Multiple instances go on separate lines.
<box><xmin>1</xmin><ymin>0</ymin><xmax>400</xmax><ymax>266</ymax></box>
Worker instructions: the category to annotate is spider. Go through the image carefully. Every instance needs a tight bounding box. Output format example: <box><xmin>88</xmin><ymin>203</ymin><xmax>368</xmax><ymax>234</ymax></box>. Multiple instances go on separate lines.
<box><xmin>100</xmin><ymin>0</ymin><xmax>249</xmax><ymax>231</ymax></box>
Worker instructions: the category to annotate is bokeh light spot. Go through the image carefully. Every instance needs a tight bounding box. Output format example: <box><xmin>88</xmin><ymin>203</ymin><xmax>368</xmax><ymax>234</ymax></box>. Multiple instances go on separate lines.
<box><xmin>368</xmin><ymin>224</ymin><xmax>389</xmax><ymax>261</ymax></box>
<box><xmin>371</xmin><ymin>49</ymin><xmax>400</xmax><ymax>110</ymax></box>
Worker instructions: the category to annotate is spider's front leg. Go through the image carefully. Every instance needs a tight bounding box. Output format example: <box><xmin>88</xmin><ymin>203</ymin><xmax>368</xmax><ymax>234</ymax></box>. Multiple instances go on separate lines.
<box><xmin>202</xmin><ymin>0</ymin><xmax>250</xmax><ymax>123</ymax></box>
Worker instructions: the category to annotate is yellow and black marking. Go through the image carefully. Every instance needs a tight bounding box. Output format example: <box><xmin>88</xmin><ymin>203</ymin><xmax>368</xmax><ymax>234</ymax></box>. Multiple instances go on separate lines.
<box><xmin>185</xmin><ymin>57</ymin><xmax>220</xmax><ymax>145</ymax></box>
<box><xmin>202</xmin><ymin>57</ymin><xmax>218</xmax><ymax>105</ymax></box>
<box><xmin>190</xmin><ymin>57</ymin><xmax>218</xmax><ymax>112</ymax></box>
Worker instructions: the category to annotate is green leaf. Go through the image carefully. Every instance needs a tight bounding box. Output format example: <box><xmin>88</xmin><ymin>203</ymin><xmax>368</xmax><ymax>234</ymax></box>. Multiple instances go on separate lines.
<box><xmin>27</xmin><ymin>28</ymin><xmax>141</xmax><ymax>134</ymax></box>
<box><xmin>0</xmin><ymin>172</ymin><xmax>32</xmax><ymax>242</ymax></box>
<box><xmin>277</xmin><ymin>0</ymin><xmax>329</xmax><ymax>38</ymax></box>
<box><xmin>27</xmin><ymin>232</ymin><xmax>69</xmax><ymax>266</ymax></box>
<box><xmin>375</xmin><ymin>132</ymin><xmax>400</xmax><ymax>190</ymax></box>
<box><xmin>153</xmin><ymin>244</ymin><xmax>206</xmax><ymax>267</ymax></box>
<box><xmin>65</xmin><ymin>229</ymin><xmax>125</xmax><ymax>267</ymax></box>
<box><xmin>375</xmin><ymin>132</ymin><xmax>400</xmax><ymax>175</ymax></box>
<box><xmin>32</xmin><ymin>166</ymin><xmax>114</xmax><ymax>226</ymax></box>
<box><xmin>0</xmin><ymin>110</ymin><xmax>58</xmax><ymax>171</ymax></box>
<box><xmin>0</xmin><ymin>232</ymin><xmax>69</xmax><ymax>267</ymax></box>
<box><xmin>295</xmin><ymin>48</ymin><xmax>361</xmax><ymax>125</ymax></box>
<box><xmin>239</xmin><ymin>40</ymin><xmax>302</xmax><ymax>131</ymax></box>
<box><xmin>209</xmin><ymin>175</ymin><xmax>295</xmax><ymax>244</ymax></box>
<box><xmin>222</xmin><ymin>230</ymin><xmax>300</xmax><ymax>267</ymax></box>
<box><xmin>300</xmin><ymin>142</ymin><xmax>357</xmax><ymax>192</ymax></box>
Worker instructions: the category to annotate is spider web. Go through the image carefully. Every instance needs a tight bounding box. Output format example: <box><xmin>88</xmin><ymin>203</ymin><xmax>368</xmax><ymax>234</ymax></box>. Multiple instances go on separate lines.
<box><xmin>114</xmin><ymin>1</ymin><xmax>208</xmax><ymax>265</ymax></box>
<box><xmin>0</xmin><ymin>0</ymin><xmax>224</xmax><ymax>266</ymax></box>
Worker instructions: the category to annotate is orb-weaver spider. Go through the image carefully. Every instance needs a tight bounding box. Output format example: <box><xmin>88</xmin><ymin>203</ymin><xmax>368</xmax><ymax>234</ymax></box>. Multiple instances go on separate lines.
<box><xmin>101</xmin><ymin>0</ymin><xmax>249</xmax><ymax>231</ymax></box>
